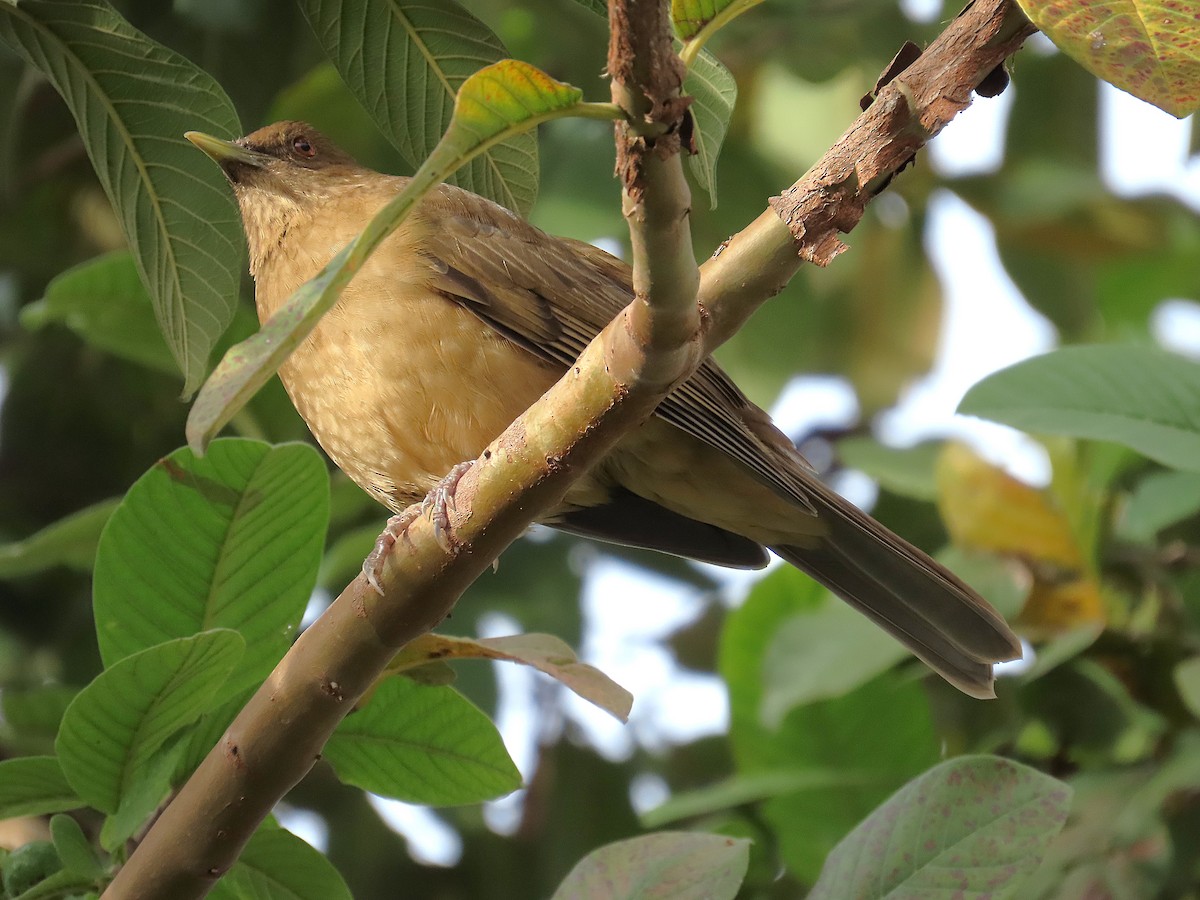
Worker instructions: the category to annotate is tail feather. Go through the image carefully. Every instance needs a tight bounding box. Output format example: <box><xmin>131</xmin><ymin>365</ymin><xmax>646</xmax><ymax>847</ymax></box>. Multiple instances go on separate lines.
<box><xmin>771</xmin><ymin>483</ymin><xmax>1022</xmax><ymax>699</ymax></box>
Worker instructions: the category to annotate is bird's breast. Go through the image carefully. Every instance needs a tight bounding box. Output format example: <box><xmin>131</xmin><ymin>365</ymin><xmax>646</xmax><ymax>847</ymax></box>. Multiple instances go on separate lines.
<box><xmin>258</xmin><ymin>226</ymin><xmax>561</xmax><ymax>512</ymax></box>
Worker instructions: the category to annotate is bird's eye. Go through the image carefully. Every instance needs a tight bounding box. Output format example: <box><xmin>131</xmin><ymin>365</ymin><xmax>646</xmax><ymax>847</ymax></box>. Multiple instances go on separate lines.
<box><xmin>292</xmin><ymin>136</ymin><xmax>315</xmax><ymax>158</ymax></box>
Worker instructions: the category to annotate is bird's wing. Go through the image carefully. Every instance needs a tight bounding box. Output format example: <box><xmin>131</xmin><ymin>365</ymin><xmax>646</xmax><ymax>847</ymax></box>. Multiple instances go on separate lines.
<box><xmin>420</xmin><ymin>183</ymin><xmax>819</xmax><ymax>516</ymax></box>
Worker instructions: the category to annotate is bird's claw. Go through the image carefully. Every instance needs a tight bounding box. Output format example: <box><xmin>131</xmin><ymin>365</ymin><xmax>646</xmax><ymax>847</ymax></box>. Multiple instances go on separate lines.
<box><xmin>423</xmin><ymin>461</ymin><xmax>473</xmax><ymax>553</ymax></box>
<box><xmin>363</xmin><ymin>508</ymin><xmax>421</xmax><ymax>595</ymax></box>
<box><xmin>362</xmin><ymin>461</ymin><xmax>474</xmax><ymax>594</ymax></box>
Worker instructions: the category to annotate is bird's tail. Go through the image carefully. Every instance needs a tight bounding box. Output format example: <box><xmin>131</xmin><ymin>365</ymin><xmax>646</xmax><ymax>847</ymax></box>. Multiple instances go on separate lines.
<box><xmin>771</xmin><ymin>482</ymin><xmax>1022</xmax><ymax>699</ymax></box>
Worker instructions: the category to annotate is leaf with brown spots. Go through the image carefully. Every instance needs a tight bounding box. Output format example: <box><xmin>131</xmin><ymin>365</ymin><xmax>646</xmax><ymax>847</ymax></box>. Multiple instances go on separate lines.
<box><xmin>1017</xmin><ymin>0</ymin><xmax>1200</xmax><ymax>116</ymax></box>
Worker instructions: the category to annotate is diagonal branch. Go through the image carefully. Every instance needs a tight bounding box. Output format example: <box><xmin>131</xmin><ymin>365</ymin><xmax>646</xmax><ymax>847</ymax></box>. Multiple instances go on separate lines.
<box><xmin>103</xmin><ymin>0</ymin><xmax>1036</xmax><ymax>896</ymax></box>
<box><xmin>698</xmin><ymin>0</ymin><xmax>1035</xmax><ymax>351</ymax></box>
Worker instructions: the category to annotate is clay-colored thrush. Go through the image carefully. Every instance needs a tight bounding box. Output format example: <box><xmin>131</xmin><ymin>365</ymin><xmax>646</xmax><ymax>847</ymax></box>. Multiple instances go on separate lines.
<box><xmin>186</xmin><ymin>122</ymin><xmax>1021</xmax><ymax>698</ymax></box>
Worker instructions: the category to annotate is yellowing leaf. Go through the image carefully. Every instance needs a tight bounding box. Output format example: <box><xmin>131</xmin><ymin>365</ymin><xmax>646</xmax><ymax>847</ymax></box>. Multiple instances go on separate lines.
<box><xmin>937</xmin><ymin>442</ymin><xmax>1105</xmax><ymax>634</ymax></box>
<box><xmin>390</xmin><ymin>632</ymin><xmax>633</xmax><ymax>722</ymax></box>
<box><xmin>1023</xmin><ymin>576</ymin><xmax>1106</xmax><ymax>638</ymax></box>
<box><xmin>1016</xmin><ymin>0</ymin><xmax>1200</xmax><ymax>117</ymax></box>
<box><xmin>938</xmin><ymin>442</ymin><xmax>1081</xmax><ymax>566</ymax></box>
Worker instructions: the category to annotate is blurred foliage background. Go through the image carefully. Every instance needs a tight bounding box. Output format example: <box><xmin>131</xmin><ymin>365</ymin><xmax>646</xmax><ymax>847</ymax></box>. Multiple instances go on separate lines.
<box><xmin>1</xmin><ymin>0</ymin><xmax>1199</xmax><ymax>897</ymax></box>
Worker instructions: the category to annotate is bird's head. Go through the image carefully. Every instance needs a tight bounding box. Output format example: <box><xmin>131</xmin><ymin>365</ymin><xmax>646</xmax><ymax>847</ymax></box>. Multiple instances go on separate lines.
<box><xmin>185</xmin><ymin>121</ymin><xmax>358</xmax><ymax>191</ymax></box>
<box><xmin>186</xmin><ymin>121</ymin><xmax>361</xmax><ymax>275</ymax></box>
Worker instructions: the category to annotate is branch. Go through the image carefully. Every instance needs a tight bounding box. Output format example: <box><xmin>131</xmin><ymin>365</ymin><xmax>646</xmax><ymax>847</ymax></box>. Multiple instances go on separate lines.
<box><xmin>698</xmin><ymin>0</ymin><xmax>1035</xmax><ymax>351</ymax></box>
<box><xmin>104</xmin><ymin>0</ymin><xmax>1036</xmax><ymax>895</ymax></box>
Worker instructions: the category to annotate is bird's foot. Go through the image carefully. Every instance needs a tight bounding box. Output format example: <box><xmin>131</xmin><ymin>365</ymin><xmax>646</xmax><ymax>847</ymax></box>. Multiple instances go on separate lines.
<box><xmin>422</xmin><ymin>461</ymin><xmax>473</xmax><ymax>553</ymax></box>
<box><xmin>363</xmin><ymin>507</ymin><xmax>422</xmax><ymax>595</ymax></box>
<box><xmin>362</xmin><ymin>461</ymin><xmax>474</xmax><ymax>595</ymax></box>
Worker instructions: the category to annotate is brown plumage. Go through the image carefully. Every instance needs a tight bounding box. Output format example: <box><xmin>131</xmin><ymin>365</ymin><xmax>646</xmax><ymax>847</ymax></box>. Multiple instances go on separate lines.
<box><xmin>186</xmin><ymin>121</ymin><xmax>1021</xmax><ymax>698</ymax></box>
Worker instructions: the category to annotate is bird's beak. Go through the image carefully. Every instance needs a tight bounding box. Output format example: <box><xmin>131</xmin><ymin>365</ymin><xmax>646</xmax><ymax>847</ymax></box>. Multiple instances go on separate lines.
<box><xmin>184</xmin><ymin>131</ymin><xmax>270</xmax><ymax>182</ymax></box>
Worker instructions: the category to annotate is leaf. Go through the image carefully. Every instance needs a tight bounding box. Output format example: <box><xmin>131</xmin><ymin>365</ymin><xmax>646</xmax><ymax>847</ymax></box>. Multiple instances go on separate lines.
<box><xmin>186</xmin><ymin>60</ymin><xmax>610</xmax><ymax>451</ymax></box>
<box><xmin>55</xmin><ymin>630</ymin><xmax>244</xmax><ymax>816</ymax></box>
<box><xmin>959</xmin><ymin>345</ymin><xmax>1200</xmax><ymax>473</ymax></box>
<box><xmin>810</xmin><ymin>756</ymin><xmax>1072</xmax><ymax>899</ymax></box>
<box><xmin>551</xmin><ymin>832</ymin><xmax>750</xmax><ymax>900</ymax></box>
<box><xmin>1023</xmin><ymin>659</ymin><xmax>1166</xmax><ymax>766</ymax></box>
<box><xmin>0</xmin><ymin>756</ymin><xmax>80</xmax><ymax>819</ymax></box>
<box><xmin>0</xmin><ymin>0</ymin><xmax>244</xmax><ymax>394</ymax></box>
<box><xmin>101</xmin><ymin>736</ymin><xmax>188</xmax><ymax>851</ymax></box>
<box><xmin>937</xmin><ymin>442</ymin><xmax>1105</xmax><ymax>635</ymax></box>
<box><xmin>761</xmin><ymin>596</ymin><xmax>908</xmax><ymax>721</ymax></box>
<box><xmin>837</xmin><ymin>437</ymin><xmax>941</xmax><ymax>501</ymax></box>
<box><xmin>673</xmin><ymin>0</ymin><xmax>764</xmax><ymax>42</ymax></box>
<box><xmin>50</xmin><ymin>814</ymin><xmax>102</xmax><ymax>878</ymax></box>
<box><xmin>719</xmin><ymin>567</ymin><xmax>940</xmax><ymax>881</ymax></box>
<box><xmin>1019</xmin><ymin>625</ymin><xmax>1102</xmax><ymax>681</ymax></box>
<box><xmin>298</xmin><ymin>0</ymin><xmax>538</xmax><ymax>215</ymax></box>
<box><xmin>1</xmin><ymin>687</ymin><xmax>77</xmax><ymax>752</ymax></box>
<box><xmin>391</xmin><ymin>632</ymin><xmax>632</xmax><ymax>722</ymax></box>
<box><xmin>639</xmin><ymin>770</ymin><xmax>866</xmax><ymax>828</ymax></box>
<box><xmin>1008</xmin><ymin>735</ymin><xmax>1200</xmax><ymax>898</ymax></box>
<box><xmin>93</xmin><ymin>439</ymin><xmax>327</xmax><ymax>696</ymax></box>
<box><xmin>210</xmin><ymin>827</ymin><xmax>353</xmax><ymax>900</ymax></box>
<box><xmin>0</xmin><ymin>498</ymin><xmax>118</xmax><ymax>579</ymax></box>
<box><xmin>1015</xmin><ymin>0</ymin><xmax>1200</xmax><ymax>117</ymax></box>
<box><xmin>684</xmin><ymin>49</ymin><xmax>736</xmax><ymax>207</ymax></box>
<box><xmin>325</xmin><ymin>676</ymin><xmax>521</xmax><ymax>806</ymax></box>
<box><xmin>1174</xmin><ymin>656</ymin><xmax>1200</xmax><ymax>719</ymax></box>
<box><xmin>1118</xmin><ymin>469</ymin><xmax>1200</xmax><ymax>542</ymax></box>
<box><xmin>20</xmin><ymin>251</ymin><xmax>177</xmax><ymax>374</ymax></box>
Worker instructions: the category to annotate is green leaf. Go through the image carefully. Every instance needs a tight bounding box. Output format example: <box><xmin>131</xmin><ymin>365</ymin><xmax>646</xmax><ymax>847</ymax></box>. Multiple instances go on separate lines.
<box><xmin>1118</xmin><ymin>469</ymin><xmax>1200</xmax><ymax>542</ymax></box>
<box><xmin>100</xmin><ymin>735</ymin><xmax>188</xmax><ymax>851</ymax></box>
<box><xmin>49</xmin><ymin>814</ymin><xmax>102</xmax><ymax>879</ymax></box>
<box><xmin>1014</xmin><ymin>0</ymin><xmax>1200</xmax><ymax>117</ymax></box>
<box><xmin>673</xmin><ymin>0</ymin><xmax>764</xmax><ymax>42</ymax></box>
<box><xmin>1024</xmin><ymin>733</ymin><xmax>1200</xmax><ymax>897</ymax></box>
<box><xmin>210</xmin><ymin>827</ymin><xmax>353</xmax><ymax>900</ymax></box>
<box><xmin>20</xmin><ymin>251</ymin><xmax>177</xmax><ymax>375</ymax></box>
<box><xmin>760</xmin><ymin>593</ymin><xmax>909</xmax><ymax>721</ymax></box>
<box><xmin>959</xmin><ymin>345</ymin><xmax>1200</xmax><ymax>473</ymax></box>
<box><xmin>551</xmin><ymin>832</ymin><xmax>750</xmax><ymax>900</ymax></box>
<box><xmin>1</xmin><ymin>840</ymin><xmax>62</xmax><ymax>898</ymax></box>
<box><xmin>719</xmin><ymin>567</ymin><xmax>939</xmax><ymax>881</ymax></box>
<box><xmin>0</xmin><ymin>499</ymin><xmax>117</xmax><ymax>579</ymax></box>
<box><xmin>1023</xmin><ymin>659</ymin><xmax>1167</xmax><ymax>765</ymax></box>
<box><xmin>93</xmin><ymin>439</ymin><xmax>327</xmax><ymax>696</ymax></box>
<box><xmin>0</xmin><ymin>0</ymin><xmax>244</xmax><ymax>394</ymax></box>
<box><xmin>325</xmin><ymin>676</ymin><xmax>521</xmax><ymax>805</ymax></box>
<box><xmin>298</xmin><ymin>0</ymin><xmax>539</xmax><ymax>215</ymax></box>
<box><xmin>1019</xmin><ymin>625</ymin><xmax>1102</xmax><ymax>681</ymax></box>
<box><xmin>1</xmin><ymin>687</ymin><xmax>77</xmax><ymax>752</ymax></box>
<box><xmin>186</xmin><ymin>60</ymin><xmax>610</xmax><ymax>451</ymax></box>
<box><xmin>1174</xmin><ymin>656</ymin><xmax>1200</xmax><ymax>719</ymax></box>
<box><xmin>810</xmin><ymin>756</ymin><xmax>1072</xmax><ymax>899</ymax></box>
<box><xmin>683</xmin><ymin>49</ymin><xmax>736</xmax><ymax>208</ymax></box>
<box><xmin>55</xmin><ymin>630</ymin><xmax>244</xmax><ymax>817</ymax></box>
<box><xmin>0</xmin><ymin>756</ymin><xmax>80</xmax><ymax>819</ymax></box>
<box><xmin>639</xmin><ymin>769</ymin><xmax>867</xmax><ymax>829</ymax></box>
<box><xmin>838</xmin><ymin>437</ymin><xmax>941</xmax><ymax>501</ymax></box>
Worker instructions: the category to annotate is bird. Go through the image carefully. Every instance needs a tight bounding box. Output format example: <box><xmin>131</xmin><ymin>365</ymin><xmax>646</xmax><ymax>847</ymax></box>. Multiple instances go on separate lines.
<box><xmin>186</xmin><ymin>121</ymin><xmax>1021</xmax><ymax>698</ymax></box>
